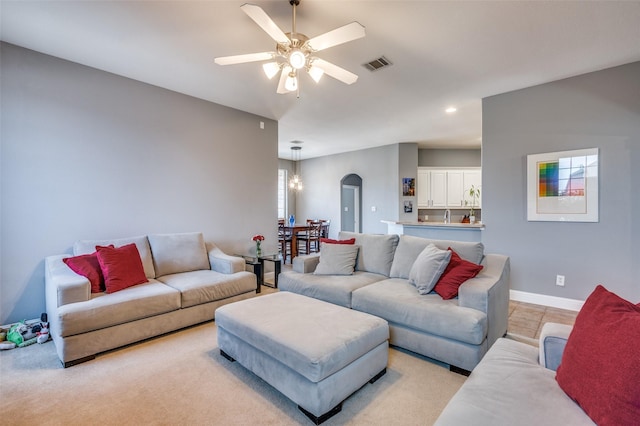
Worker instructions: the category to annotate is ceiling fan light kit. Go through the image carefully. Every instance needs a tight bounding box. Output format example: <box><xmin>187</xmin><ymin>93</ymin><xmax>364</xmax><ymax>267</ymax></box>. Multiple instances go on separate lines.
<box><xmin>214</xmin><ymin>0</ymin><xmax>365</xmax><ymax>95</ymax></box>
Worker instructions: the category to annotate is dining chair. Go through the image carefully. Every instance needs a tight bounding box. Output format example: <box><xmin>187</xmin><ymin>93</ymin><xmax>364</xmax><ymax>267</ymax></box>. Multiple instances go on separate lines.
<box><xmin>319</xmin><ymin>219</ymin><xmax>330</xmax><ymax>239</ymax></box>
<box><xmin>278</xmin><ymin>221</ymin><xmax>292</xmax><ymax>263</ymax></box>
<box><xmin>297</xmin><ymin>220</ymin><xmax>322</xmax><ymax>255</ymax></box>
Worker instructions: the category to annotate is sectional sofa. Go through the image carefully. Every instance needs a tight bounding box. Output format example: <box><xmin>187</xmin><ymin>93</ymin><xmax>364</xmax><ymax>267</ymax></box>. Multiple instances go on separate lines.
<box><xmin>279</xmin><ymin>232</ymin><xmax>510</xmax><ymax>372</ymax></box>
<box><xmin>45</xmin><ymin>232</ymin><xmax>256</xmax><ymax>367</ymax></box>
<box><xmin>435</xmin><ymin>323</ymin><xmax>594</xmax><ymax>425</ymax></box>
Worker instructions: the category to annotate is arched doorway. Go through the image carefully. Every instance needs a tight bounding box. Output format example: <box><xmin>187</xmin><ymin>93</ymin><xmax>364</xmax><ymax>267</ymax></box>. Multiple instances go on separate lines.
<box><xmin>341</xmin><ymin>174</ymin><xmax>362</xmax><ymax>232</ymax></box>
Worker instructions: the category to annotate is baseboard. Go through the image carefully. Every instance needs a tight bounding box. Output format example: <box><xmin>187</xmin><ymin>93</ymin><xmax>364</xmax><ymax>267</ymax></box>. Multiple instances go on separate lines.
<box><xmin>510</xmin><ymin>290</ymin><xmax>584</xmax><ymax>312</ymax></box>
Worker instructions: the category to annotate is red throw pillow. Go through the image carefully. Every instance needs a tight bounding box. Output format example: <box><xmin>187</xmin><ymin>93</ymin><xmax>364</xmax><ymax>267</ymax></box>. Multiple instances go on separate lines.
<box><xmin>433</xmin><ymin>248</ymin><xmax>483</xmax><ymax>300</ymax></box>
<box><xmin>320</xmin><ymin>238</ymin><xmax>356</xmax><ymax>245</ymax></box>
<box><xmin>96</xmin><ymin>243</ymin><xmax>148</xmax><ymax>293</ymax></box>
<box><xmin>63</xmin><ymin>253</ymin><xmax>105</xmax><ymax>293</ymax></box>
<box><xmin>555</xmin><ymin>285</ymin><xmax>640</xmax><ymax>425</ymax></box>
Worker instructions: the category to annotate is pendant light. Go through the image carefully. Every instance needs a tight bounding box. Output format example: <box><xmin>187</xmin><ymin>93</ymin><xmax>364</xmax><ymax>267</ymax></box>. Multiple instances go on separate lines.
<box><xmin>289</xmin><ymin>146</ymin><xmax>303</xmax><ymax>191</ymax></box>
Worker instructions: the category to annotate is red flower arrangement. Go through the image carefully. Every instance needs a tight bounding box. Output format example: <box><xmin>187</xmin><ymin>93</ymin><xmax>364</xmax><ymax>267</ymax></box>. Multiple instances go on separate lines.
<box><xmin>252</xmin><ymin>234</ymin><xmax>265</xmax><ymax>256</ymax></box>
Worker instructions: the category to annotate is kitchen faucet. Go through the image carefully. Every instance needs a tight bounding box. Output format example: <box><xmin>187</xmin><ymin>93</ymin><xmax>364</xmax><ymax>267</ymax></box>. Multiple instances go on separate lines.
<box><xmin>443</xmin><ymin>209</ymin><xmax>451</xmax><ymax>224</ymax></box>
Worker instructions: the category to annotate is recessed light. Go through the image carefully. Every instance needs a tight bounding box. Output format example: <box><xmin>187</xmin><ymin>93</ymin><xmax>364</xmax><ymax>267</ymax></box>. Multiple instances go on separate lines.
<box><xmin>445</xmin><ymin>107</ymin><xmax>457</xmax><ymax>113</ymax></box>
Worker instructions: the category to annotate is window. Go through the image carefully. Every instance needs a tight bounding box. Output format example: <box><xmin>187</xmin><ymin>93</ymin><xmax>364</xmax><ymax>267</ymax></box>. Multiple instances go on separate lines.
<box><xmin>278</xmin><ymin>169</ymin><xmax>287</xmax><ymax>218</ymax></box>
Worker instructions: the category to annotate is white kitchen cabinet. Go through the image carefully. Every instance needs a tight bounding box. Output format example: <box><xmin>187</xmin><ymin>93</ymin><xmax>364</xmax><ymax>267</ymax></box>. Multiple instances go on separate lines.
<box><xmin>417</xmin><ymin>169</ymin><xmax>447</xmax><ymax>208</ymax></box>
<box><xmin>462</xmin><ymin>170</ymin><xmax>482</xmax><ymax>209</ymax></box>
<box><xmin>417</xmin><ymin>167</ymin><xmax>481</xmax><ymax>209</ymax></box>
<box><xmin>446</xmin><ymin>170</ymin><xmax>465</xmax><ymax>207</ymax></box>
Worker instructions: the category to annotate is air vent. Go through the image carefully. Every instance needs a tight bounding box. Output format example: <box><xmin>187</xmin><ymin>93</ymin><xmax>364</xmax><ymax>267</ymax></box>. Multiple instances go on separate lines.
<box><xmin>363</xmin><ymin>56</ymin><xmax>392</xmax><ymax>72</ymax></box>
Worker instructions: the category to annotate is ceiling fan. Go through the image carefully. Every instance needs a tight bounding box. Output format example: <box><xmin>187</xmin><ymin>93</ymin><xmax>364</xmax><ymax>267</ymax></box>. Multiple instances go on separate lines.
<box><xmin>214</xmin><ymin>1</ymin><xmax>365</xmax><ymax>95</ymax></box>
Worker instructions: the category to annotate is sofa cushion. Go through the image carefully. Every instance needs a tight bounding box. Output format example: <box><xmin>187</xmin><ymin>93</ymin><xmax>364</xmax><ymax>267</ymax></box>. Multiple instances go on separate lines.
<box><xmin>434</xmin><ymin>248</ymin><xmax>484</xmax><ymax>300</ymax></box>
<box><xmin>55</xmin><ymin>280</ymin><xmax>181</xmax><ymax>337</ymax></box>
<box><xmin>435</xmin><ymin>338</ymin><xmax>595</xmax><ymax>426</ymax></box>
<box><xmin>555</xmin><ymin>285</ymin><xmax>640</xmax><ymax>426</ymax></box>
<box><xmin>352</xmin><ymin>279</ymin><xmax>487</xmax><ymax>345</ymax></box>
<box><xmin>63</xmin><ymin>250</ymin><xmax>109</xmax><ymax>293</ymax></box>
<box><xmin>390</xmin><ymin>235</ymin><xmax>484</xmax><ymax>279</ymax></box>
<box><xmin>338</xmin><ymin>232</ymin><xmax>399</xmax><ymax>277</ymax></box>
<box><xmin>157</xmin><ymin>270</ymin><xmax>256</xmax><ymax>308</ymax></box>
<box><xmin>313</xmin><ymin>243</ymin><xmax>359</xmax><ymax>275</ymax></box>
<box><xmin>408</xmin><ymin>244</ymin><xmax>451</xmax><ymax>295</ymax></box>
<box><xmin>279</xmin><ymin>270</ymin><xmax>387</xmax><ymax>308</ymax></box>
<box><xmin>74</xmin><ymin>235</ymin><xmax>156</xmax><ymax>279</ymax></box>
<box><xmin>97</xmin><ymin>244</ymin><xmax>149</xmax><ymax>293</ymax></box>
<box><xmin>148</xmin><ymin>232</ymin><xmax>210</xmax><ymax>277</ymax></box>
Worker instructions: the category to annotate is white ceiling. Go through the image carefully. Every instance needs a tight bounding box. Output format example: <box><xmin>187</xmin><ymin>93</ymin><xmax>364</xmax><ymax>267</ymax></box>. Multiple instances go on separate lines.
<box><xmin>2</xmin><ymin>1</ymin><xmax>640</xmax><ymax>160</ymax></box>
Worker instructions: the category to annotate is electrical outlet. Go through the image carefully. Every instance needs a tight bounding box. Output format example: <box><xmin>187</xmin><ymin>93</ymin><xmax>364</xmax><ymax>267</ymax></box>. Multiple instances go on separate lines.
<box><xmin>556</xmin><ymin>275</ymin><xmax>565</xmax><ymax>287</ymax></box>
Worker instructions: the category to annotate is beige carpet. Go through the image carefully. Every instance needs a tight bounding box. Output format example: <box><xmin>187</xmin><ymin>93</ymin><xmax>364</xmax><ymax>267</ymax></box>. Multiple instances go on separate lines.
<box><xmin>0</xmin><ymin>321</ymin><xmax>466</xmax><ymax>425</ymax></box>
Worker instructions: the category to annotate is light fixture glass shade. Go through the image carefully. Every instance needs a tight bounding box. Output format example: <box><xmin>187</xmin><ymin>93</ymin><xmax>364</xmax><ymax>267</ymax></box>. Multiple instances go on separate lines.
<box><xmin>285</xmin><ymin>72</ymin><xmax>298</xmax><ymax>92</ymax></box>
<box><xmin>289</xmin><ymin>49</ymin><xmax>306</xmax><ymax>69</ymax></box>
<box><xmin>308</xmin><ymin>66</ymin><xmax>324</xmax><ymax>83</ymax></box>
<box><xmin>262</xmin><ymin>62</ymin><xmax>280</xmax><ymax>79</ymax></box>
<box><xmin>289</xmin><ymin>175</ymin><xmax>302</xmax><ymax>190</ymax></box>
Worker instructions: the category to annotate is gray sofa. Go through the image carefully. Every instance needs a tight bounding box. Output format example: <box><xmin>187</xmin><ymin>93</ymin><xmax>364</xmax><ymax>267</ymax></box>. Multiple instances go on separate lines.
<box><xmin>45</xmin><ymin>232</ymin><xmax>256</xmax><ymax>367</ymax></box>
<box><xmin>279</xmin><ymin>232</ymin><xmax>510</xmax><ymax>372</ymax></box>
<box><xmin>435</xmin><ymin>323</ymin><xmax>594</xmax><ymax>425</ymax></box>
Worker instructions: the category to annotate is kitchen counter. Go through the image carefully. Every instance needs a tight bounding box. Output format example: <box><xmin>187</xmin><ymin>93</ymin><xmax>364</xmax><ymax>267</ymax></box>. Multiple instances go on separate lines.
<box><xmin>382</xmin><ymin>220</ymin><xmax>484</xmax><ymax>242</ymax></box>
<box><xmin>396</xmin><ymin>221</ymin><xmax>484</xmax><ymax>229</ymax></box>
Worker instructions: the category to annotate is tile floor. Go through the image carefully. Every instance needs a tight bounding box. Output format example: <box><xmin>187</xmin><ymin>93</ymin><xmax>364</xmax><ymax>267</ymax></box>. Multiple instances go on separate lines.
<box><xmin>508</xmin><ymin>300</ymin><xmax>578</xmax><ymax>340</ymax></box>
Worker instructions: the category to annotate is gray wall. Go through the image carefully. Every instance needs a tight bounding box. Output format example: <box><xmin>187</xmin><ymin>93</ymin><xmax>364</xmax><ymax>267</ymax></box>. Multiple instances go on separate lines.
<box><xmin>398</xmin><ymin>143</ymin><xmax>418</xmax><ymax>222</ymax></box>
<box><xmin>296</xmin><ymin>144</ymin><xmax>399</xmax><ymax>236</ymax></box>
<box><xmin>483</xmin><ymin>61</ymin><xmax>640</xmax><ymax>302</ymax></box>
<box><xmin>418</xmin><ymin>149</ymin><xmax>481</xmax><ymax>167</ymax></box>
<box><xmin>1</xmin><ymin>43</ymin><xmax>278</xmax><ymax>324</ymax></box>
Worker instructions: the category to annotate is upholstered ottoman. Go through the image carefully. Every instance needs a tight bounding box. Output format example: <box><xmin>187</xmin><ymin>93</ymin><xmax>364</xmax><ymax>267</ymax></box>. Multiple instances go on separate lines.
<box><xmin>215</xmin><ymin>292</ymin><xmax>389</xmax><ymax>424</ymax></box>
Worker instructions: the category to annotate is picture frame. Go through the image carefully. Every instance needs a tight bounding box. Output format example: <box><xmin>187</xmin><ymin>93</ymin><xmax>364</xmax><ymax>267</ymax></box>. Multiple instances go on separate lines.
<box><xmin>402</xmin><ymin>178</ymin><xmax>415</xmax><ymax>196</ymax></box>
<box><xmin>526</xmin><ymin>148</ymin><xmax>599</xmax><ymax>222</ymax></box>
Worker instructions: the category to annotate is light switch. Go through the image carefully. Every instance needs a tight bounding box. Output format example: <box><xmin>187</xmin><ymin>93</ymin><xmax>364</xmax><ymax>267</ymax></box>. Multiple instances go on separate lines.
<box><xmin>371</xmin><ymin>206</ymin><xmax>377</xmax><ymax>212</ymax></box>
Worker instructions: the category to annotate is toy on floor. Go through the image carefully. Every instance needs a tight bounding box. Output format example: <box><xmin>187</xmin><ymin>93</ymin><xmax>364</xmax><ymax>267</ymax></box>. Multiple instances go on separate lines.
<box><xmin>37</xmin><ymin>313</ymin><xmax>50</xmax><ymax>344</ymax></box>
<box><xmin>4</xmin><ymin>313</ymin><xmax>50</xmax><ymax>348</ymax></box>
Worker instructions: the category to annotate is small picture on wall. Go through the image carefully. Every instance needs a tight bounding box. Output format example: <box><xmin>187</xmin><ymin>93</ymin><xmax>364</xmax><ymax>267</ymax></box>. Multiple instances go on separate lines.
<box><xmin>402</xmin><ymin>178</ymin><xmax>415</xmax><ymax>196</ymax></box>
<box><xmin>404</xmin><ymin>200</ymin><xmax>413</xmax><ymax>213</ymax></box>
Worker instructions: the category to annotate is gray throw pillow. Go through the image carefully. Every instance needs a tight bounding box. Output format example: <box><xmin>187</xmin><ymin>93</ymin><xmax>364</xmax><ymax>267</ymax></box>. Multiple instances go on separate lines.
<box><xmin>409</xmin><ymin>244</ymin><xmax>452</xmax><ymax>295</ymax></box>
<box><xmin>314</xmin><ymin>244</ymin><xmax>360</xmax><ymax>276</ymax></box>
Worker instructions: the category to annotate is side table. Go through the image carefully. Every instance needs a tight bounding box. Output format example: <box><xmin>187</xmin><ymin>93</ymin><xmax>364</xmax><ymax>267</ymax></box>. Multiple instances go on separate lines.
<box><xmin>235</xmin><ymin>253</ymin><xmax>281</xmax><ymax>294</ymax></box>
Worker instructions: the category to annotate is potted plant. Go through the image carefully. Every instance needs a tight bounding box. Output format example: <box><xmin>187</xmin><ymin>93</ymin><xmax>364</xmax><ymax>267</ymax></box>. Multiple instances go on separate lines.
<box><xmin>465</xmin><ymin>185</ymin><xmax>480</xmax><ymax>224</ymax></box>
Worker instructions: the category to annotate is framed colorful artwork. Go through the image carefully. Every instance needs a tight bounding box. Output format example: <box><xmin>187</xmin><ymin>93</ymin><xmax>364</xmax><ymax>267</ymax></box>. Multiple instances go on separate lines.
<box><xmin>402</xmin><ymin>178</ymin><xmax>415</xmax><ymax>196</ymax></box>
<box><xmin>527</xmin><ymin>148</ymin><xmax>599</xmax><ymax>222</ymax></box>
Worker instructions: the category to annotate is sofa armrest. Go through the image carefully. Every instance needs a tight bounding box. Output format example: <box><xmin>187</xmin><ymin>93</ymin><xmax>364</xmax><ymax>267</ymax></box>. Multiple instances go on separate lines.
<box><xmin>293</xmin><ymin>254</ymin><xmax>321</xmax><ymax>273</ymax></box>
<box><xmin>207</xmin><ymin>245</ymin><xmax>244</xmax><ymax>274</ymax></box>
<box><xmin>45</xmin><ymin>255</ymin><xmax>91</xmax><ymax>307</ymax></box>
<box><xmin>539</xmin><ymin>322</ymin><xmax>573</xmax><ymax>371</ymax></box>
<box><xmin>458</xmin><ymin>253</ymin><xmax>510</xmax><ymax>348</ymax></box>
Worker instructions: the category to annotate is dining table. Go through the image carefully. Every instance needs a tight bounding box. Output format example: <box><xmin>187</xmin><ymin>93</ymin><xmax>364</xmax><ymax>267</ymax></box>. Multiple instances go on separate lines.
<box><xmin>281</xmin><ymin>223</ymin><xmax>312</xmax><ymax>261</ymax></box>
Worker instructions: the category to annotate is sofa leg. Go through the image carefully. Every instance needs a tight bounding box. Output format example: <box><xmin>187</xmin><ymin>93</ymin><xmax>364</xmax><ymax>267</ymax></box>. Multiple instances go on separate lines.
<box><xmin>220</xmin><ymin>349</ymin><xmax>235</xmax><ymax>362</ymax></box>
<box><xmin>62</xmin><ymin>354</ymin><xmax>96</xmax><ymax>368</ymax></box>
<box><xmin>449</xmin><ymin>365</ymin><xmax>471</xmax><ymax>376</ymax></box>
<box><xmin>298</xmin><ymin>403</ymin><xmax>342</xmax><ymax>425</ymax></box>
<box><xmin>369</xmin><ymin>368</ymin><xmax>387</xmax><ymax>383</ymax></box>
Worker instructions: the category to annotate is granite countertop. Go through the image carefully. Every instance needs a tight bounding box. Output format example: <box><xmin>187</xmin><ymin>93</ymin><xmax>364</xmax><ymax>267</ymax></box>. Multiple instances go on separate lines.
<box><xmin>384</xmin><ymin>220</ymin><xmax>485</xmax><ymax>229</ymax></box>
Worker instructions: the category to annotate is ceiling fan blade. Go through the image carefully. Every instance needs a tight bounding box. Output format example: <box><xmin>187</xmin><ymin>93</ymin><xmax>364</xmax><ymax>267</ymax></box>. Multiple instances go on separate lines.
<box><xmin>306</xmin><ymin>22</ymin><xmax>365</xmax><ymax>52</ymax></box>
<box><xmin>312</xmin><ymin>58</ymin><xmax>358</xmax><ymax>85</ymax></box>
<box><xmin>277</xmin><ymin>66</ymin><xmax>292</xmax><ymax>94</ymax></box>
<box><xmin>214</xmin><ymin>52</ymin><xmax>274</xmax><ymax>65</ymax></box>
<box><xmin>241</xmin><ymin>3</ymin><xmax>290</xmax><ymax>45</ymax></box>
